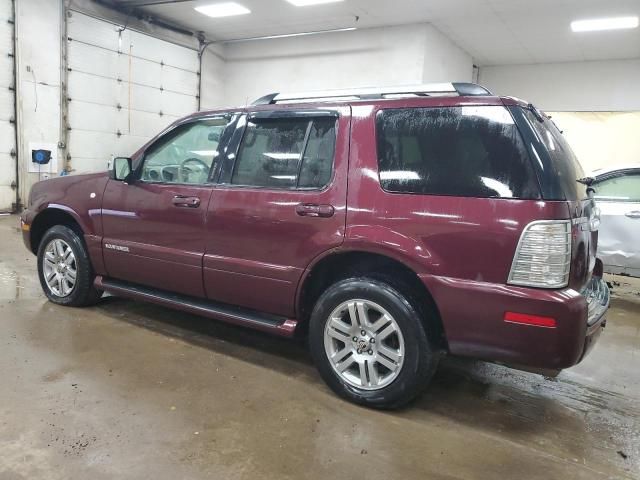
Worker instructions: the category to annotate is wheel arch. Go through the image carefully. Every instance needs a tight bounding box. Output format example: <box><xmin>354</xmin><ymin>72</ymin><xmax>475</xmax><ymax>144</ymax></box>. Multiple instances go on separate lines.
<box><xmin>296</xmin><ymin>249</ymin><xmax>448</xmax><ymax>349</ymax></box>
<box><xmin>29</xmin><ymin>207</ymin><xmax>85</xmax><ymax>254</ymax></box>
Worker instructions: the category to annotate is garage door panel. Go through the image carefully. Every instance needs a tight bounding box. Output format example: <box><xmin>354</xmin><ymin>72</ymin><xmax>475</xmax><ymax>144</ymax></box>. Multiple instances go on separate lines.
<box><xmin>69</xmin><ymin>101</ymin><xmax>119</xmax><ymax>134</ymax></box>
<box><xmin>68</xmin><ymin>40</ymin><xmax>119</xmax><ymax>79</ymax></box>
<box><xmin>68</xmin><ymin>70</ymin><xmax>121</xmax><ymax>106</ymax></box>
<box><xmin>118</xmin><ymin>135</ymin><xmax>151</xmax><ymax>157</ymax></box>
<box><xmin>68</xmin><ymin>12</ymin><xmax>131</xmax><ymax>52</ymax></box>
<box><xmin>0</xmin><ymin>0</ymin><xmax>11</xmax><ymax>18</ymax></box>
<box><xmin>68</xmin><ymin>130</ymin><xmax>147</xmax><ymax>164</ymax></box>
<box><xmin>0</xmin><ymin>120</ymin><xmax>15</xmax><ymax>153</ymax></box>
<box><xmin>68</xmin><ymin>131</ymin><xmax>154</xmax><ymax>169</ymax></box>
<box><xmin>0</xmin><ymin>152</ymin><xmax>16</xmax><ymax>200</ymax></box>
<box><xmin>129</xmin><ymin>30</ymin><xmax>198</xmax><ymax>72</ymax></box>
<box><xmin>161</xmin><ymin>91</ymin><xmax>197</xmax><ymax>117</ymax></box>
<box><xmin>116</xmin><ymin>110</ymin><xmax>178</xmax><ymax>139</ymax></box>
<box><xmin>129</xmin><ymin>83</ymin><xmax>162</xmax><ymax>112</ymax></box>
<box><xmin>0</xmin><ymin>53</ymin><xmax>14</xmax><ymax>88</ymax></box>
<box><xmin>0</xmin><ymin>21</ymin><xmax>11</xmax><ymax>55</ymax></box>
<box><xmin>68</xmin><ymin>130</ymin><xmax>114</xmax><ymax>163</ymax></box>
<box><xmin>130</xmin><ymin>88</ymin><xmax>195</xmax><ymax>118</ymax></box>
<box><xmin>160</xmin><ymin>67</ymin><xmax>199</xmax><ymax>96</ymax></box>
<box><xmin>0</xmin><ymin>89</ymin><xmax>14</xmax><ymax>122</ymax></box>
<box><xmin>126</xmin><ymin>56</ymin><xmax>162</xmax><ymax>87</ymax></box>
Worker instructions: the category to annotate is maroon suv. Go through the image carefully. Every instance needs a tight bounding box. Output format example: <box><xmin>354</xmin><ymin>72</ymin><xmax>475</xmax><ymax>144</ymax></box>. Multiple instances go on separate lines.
<box><xmin>21</xmin><ymin>83</ymin><xmax>609</xmax><ymax>408</ymax></box>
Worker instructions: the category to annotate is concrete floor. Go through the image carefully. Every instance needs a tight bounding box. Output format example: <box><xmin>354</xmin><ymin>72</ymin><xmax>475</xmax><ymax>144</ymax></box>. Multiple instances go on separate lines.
<box><xmin>0</xmin><ymin>214</ymin><xmax>638</xmax><ymax>480</ymax></box>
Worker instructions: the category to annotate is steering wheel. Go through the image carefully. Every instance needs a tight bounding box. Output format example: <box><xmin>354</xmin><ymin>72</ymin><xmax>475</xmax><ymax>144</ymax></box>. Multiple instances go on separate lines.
<box><xmin>179</xmin><ymin>157</ymin><xmax>210</xmax><ymax>183</ymax></box>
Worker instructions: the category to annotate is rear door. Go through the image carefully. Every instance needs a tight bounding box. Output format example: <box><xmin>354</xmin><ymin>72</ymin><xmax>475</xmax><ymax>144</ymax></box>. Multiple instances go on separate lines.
<box><xmin>593</xmin><ymin>170</ymin><xmax>640</xmax><ymax>276</ymax></box>
<box><xmin>203</xmin><ymin>107</ymin><xmax>351</xmax><ymax>317</ymax></box>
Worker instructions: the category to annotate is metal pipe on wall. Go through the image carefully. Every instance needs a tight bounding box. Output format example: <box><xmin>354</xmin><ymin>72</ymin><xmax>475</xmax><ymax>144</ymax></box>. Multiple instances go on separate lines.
<box><xmin>59</xmin><ymin>0</ymin><xmax>69</xmax><ymax>174</ymax></box>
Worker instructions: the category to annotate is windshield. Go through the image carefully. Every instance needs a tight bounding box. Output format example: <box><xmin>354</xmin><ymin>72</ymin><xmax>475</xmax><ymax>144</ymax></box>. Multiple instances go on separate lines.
<box><xmin>522</xmin><ymin>108</ymin><xmax>587</xmax><ymax>200</ymax></box>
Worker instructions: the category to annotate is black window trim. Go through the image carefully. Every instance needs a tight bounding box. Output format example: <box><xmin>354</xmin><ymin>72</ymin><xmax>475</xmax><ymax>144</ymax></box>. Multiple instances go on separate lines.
<box><xmin>219</xmin><ymin>110</ymin><xmax>339</xmax><ymax>192</ymax></box>
<box><xmin>374</xmin><ymin>105</ymin><xmax>543</xmax><ymax>200</ymax></box>
<box><xmin>133</xmin><ymin>113</ymin><xmax>236</xmax><ymax>187</ymax></box>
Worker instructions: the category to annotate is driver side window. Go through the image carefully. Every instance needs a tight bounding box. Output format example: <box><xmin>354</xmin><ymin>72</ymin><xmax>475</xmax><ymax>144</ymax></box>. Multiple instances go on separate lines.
<box><xmin>141</xmin><ymin>117</ymin><xmax>230</xmax><ymax>185</ymax></box>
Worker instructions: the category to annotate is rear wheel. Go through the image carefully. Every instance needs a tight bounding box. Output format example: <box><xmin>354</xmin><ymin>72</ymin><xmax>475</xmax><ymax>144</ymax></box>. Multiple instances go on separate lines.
<box><xmin>37</xmin><ymin>225</ymin><xmax>102</xmax><ymax>307</ymax></box>
<box><xmin>309</xmin><ymin>277</ymin><xmax>439</xmax><ymax>409</ymax></box>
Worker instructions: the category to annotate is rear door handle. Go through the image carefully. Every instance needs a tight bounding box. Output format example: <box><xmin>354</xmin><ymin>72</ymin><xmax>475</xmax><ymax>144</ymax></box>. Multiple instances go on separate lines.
<box><xmin>295</xmin><ymin>203</ymin><xmax>335</xmax><ymax>218</ymax></box>
<box><xmin>625</xmin><ymin>211</ymin><xmax>640</xmax><ymax>219</ymax></box>
<box><xmin>172</xmin><ymin>195</ymin><xmax>201</xmax><ymax>208</ymax></box>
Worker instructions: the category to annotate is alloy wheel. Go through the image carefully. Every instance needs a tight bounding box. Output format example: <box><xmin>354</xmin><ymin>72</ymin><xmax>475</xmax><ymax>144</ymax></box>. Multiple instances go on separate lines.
<box><xmin>42</xmin><ymin>239</ymin><xmax>77</xmax><ymax>298</ymax></box>
<box><xmin>324</xmin><ymin>299</ymin><xmax>405</xmax><ymax>390</ymax></box>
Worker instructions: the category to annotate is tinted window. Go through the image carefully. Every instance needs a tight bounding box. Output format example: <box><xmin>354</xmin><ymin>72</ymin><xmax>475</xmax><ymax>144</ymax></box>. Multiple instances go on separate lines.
<box><xmin>376</xmin><ymin>106</ymin><xmax>540</xmax><ymax>198</ymax></box>
<box><xmin>231</xmin><ymin>116</ymin><xmax>336</xmax><ymax>189</ymax></box>
<box><xmin>141</xmin><ymin>117</ymin><xmax>229</xmax><ymax>184</ymax></box>
<box><xmin>521</xmin><ymin>109</ymin><xmax>586</xmax><ymax>200</ymax></box>
<box><xmin>594</xmin><ymin>174</ymin><xmax>640</xmax><ymax>202</ymax></box>
<box><xmin>298</xmin><ymin>118</ymin><xmax>336</xmax><ymax>188</ymax></box>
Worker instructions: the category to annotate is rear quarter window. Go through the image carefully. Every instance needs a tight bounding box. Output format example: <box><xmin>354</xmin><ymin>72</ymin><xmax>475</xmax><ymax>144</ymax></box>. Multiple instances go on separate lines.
<box><xmin>376</xmin><ymin>106</ymin><xmax>541</xmax><ymax>199</ymax></box>
<box><xmin>520</xmin><ymin>109</ymin><xmax>586</xmax><ymax>200</ymax></box>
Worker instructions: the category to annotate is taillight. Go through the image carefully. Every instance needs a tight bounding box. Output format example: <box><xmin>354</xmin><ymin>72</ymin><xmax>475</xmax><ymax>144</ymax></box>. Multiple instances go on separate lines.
<box><xmin>508</xmin><ymin>220</ymin><xmax>571</xmax><ymax>288</ymax></box>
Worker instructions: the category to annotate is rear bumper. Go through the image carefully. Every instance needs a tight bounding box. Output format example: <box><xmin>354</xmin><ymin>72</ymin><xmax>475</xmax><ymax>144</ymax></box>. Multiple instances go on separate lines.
<box><xmin>421</xmin><ymin>274</ymin><xmax>609</xmax><ymax>370</ymax></box>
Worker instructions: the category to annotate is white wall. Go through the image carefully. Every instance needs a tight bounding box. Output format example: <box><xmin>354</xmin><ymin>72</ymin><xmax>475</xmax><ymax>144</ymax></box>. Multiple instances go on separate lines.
<box><xmin>15</xmin><ymin>0</ymin><xmax>62</xmax><ymax>205</ymax></box>
<box><xmin>548</xmin><ymin>112</ymin><xmax>640</xmax><ymax>173</ymax></box>
<box><xmin>221</xmin><ymin>23</ymin><xmax>473</xmax><ymax>107</ymax></box>
<box><xmin>200</xmin><ymin>43</ymin><xmax>226</xmax><ymax>110</ymax></box>
<box><xmin>479</xmin><ymin>60</ymin><xmax>640</xmax><ymax>112</ymax></box>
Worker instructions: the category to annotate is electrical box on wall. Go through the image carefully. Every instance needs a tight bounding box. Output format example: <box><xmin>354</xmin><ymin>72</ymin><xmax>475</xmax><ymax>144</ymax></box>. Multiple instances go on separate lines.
<box><xmin>28</xmin><ymin>142</ymin><xmax>58</xmax><ymax>174</ymax></box>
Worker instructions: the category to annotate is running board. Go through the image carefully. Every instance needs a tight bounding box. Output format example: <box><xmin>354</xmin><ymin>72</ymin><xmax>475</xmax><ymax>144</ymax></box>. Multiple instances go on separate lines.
<box><xmin>94</xmin><ymin>276</ymin><xmax>298</xmax><ymax>337</ymax></box>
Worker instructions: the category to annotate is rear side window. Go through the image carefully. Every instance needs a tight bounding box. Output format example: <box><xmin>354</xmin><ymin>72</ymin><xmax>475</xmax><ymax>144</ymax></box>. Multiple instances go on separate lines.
<box><xmin>376</xmin><ymin>106</ymin><xmax>541</xmax><ymax>199</ymax></box>
<box><xmin>521</xmin><ymin>109</ymin><xmax>586</xmax><ymax>200</ymax></box>
<box><xmin>231</xmin><ymin>116</ymin><xmax>336</xmax><ymax>189</ymax></box>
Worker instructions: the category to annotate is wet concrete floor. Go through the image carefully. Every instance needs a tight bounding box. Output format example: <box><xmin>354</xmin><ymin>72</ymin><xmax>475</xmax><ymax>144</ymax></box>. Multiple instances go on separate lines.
<box><xmin>0</xmin><ymin>214</ymin><xmax>638</xmax><ymax>479</ymax></box>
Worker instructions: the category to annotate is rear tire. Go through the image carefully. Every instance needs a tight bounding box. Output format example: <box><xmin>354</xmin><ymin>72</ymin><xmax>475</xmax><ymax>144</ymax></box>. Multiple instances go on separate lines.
<box><xmin>37</xmin><ymin>225</ymin><xmax>103</xmax><ymax>307</ymax></box>
<box><xmin>308</xmin><ymin>277</ymin><xmax>438</xmax><ymax>409</ymax></box>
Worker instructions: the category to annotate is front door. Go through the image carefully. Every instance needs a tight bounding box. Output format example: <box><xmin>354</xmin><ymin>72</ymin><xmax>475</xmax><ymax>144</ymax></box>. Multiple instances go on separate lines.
<box><xmin>101</xmin><ymin>116</ymin><xmax>231</xmax><ymax>297</ymax></box>
<box><xmin>203</xmin><ymin>107</ymin><xmax>351</xmax><ymax>317</ymax></box>
<box><xmin>594</xmin><ymin>170</ymin><xmax>640</xmax><ymax>277</ymax></box>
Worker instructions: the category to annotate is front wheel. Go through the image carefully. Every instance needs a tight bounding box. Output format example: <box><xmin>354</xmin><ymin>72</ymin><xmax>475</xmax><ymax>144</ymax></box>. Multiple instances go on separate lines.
<box><xmin>37</xmin><ymin>225</ymin><xmax>103</xmax><ymax>307</ymax></box>
<box><xmin>308</xmin><ymin>278</ymin><xmax>439</xmax><ymax>409</ymax></box>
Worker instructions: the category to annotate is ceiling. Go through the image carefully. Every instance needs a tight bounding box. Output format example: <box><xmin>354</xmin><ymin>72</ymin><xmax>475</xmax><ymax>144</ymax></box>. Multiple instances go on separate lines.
<box><xmin>111</xmin><ymin>0</ymin><xmax>640</xmax><ymax>66</ymax></box>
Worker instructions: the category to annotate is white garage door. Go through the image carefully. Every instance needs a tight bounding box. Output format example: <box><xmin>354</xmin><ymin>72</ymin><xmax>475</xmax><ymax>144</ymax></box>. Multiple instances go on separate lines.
<box><xmin>66</xmin><ymin>11</ymin><xmax>199</xmax><ymax>174</ymax></box>
<box><xmin>0</xmin><ymin>0</ymin><xmax>16</xmax><ymax>211</ymax></box>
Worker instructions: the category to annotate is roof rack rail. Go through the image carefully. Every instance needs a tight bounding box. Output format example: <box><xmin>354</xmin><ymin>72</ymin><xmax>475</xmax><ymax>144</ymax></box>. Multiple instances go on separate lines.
<box><xmin>251</xmin><ymin>82</ymin><xmax>492</xmax><ymax>105</ymax></box>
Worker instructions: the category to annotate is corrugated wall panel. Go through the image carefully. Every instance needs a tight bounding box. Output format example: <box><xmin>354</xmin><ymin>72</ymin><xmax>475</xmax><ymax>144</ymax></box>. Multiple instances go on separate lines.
<box><xmin>66</xmin><ymin>11</ymin><xmax>199</xmax><ymax>174</ymax></box>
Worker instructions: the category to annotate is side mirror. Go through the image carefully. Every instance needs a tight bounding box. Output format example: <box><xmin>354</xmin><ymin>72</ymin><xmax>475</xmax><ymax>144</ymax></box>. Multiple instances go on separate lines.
<box><xmin>110</xmin><ymin>157</ymin><xmax>133</xmax><ymax>182</ymax></box>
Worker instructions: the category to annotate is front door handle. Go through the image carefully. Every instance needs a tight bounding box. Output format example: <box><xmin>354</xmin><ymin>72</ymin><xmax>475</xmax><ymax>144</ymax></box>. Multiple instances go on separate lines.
<box><xmin>172</xmin><ymin>195</ymin><xmax>201</xmax><ymax>208</ymax></box>
<box><xmin>625</xmin><ymin>211</ymin><xmax>640</xmax><ymax>219</ymax></box>
<box><xmin>295</xmin><ymin>203</ymin><xmax>335</xmax><ymax>218</ymax></box>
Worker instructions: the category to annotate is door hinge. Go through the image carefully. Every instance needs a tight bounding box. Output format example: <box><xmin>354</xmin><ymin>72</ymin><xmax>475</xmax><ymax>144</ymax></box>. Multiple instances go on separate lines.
<box><xmin>10</xmin><ymin>149</ymin><xmax>16</xmax><ymax>158</ymax></box>
<box><xmin>10</xmin><ymin>181</ymin><xmax>17</xmax><ymax>190</ymax></box>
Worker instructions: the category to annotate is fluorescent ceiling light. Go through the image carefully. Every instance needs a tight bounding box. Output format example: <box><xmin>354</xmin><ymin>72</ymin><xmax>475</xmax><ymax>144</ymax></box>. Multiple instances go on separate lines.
<box><xmin>195</xmin><ymin>2</ymin><xmax>251</xmax><ymax>18</ymax></box>
<box><xmin>571</xmin><ymin>16</ymin><xmax>638</xmax><ymax>32</ymax></box>
<box><xmin>286</xmin><ymin>0</ymin><xmax>343</xmax><ymax>6</ymax></box>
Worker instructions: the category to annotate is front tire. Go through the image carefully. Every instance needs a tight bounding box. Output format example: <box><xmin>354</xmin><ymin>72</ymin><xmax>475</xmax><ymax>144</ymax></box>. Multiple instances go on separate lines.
<box><xmin>37</xmin><ymin>225</ymin><xmax>102</xmax><ymax>307</ymax></box>
<box><xmin>308</xmin><ymin>278</ymin><xmax>439</xmax><ymax>409</ymax></box>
